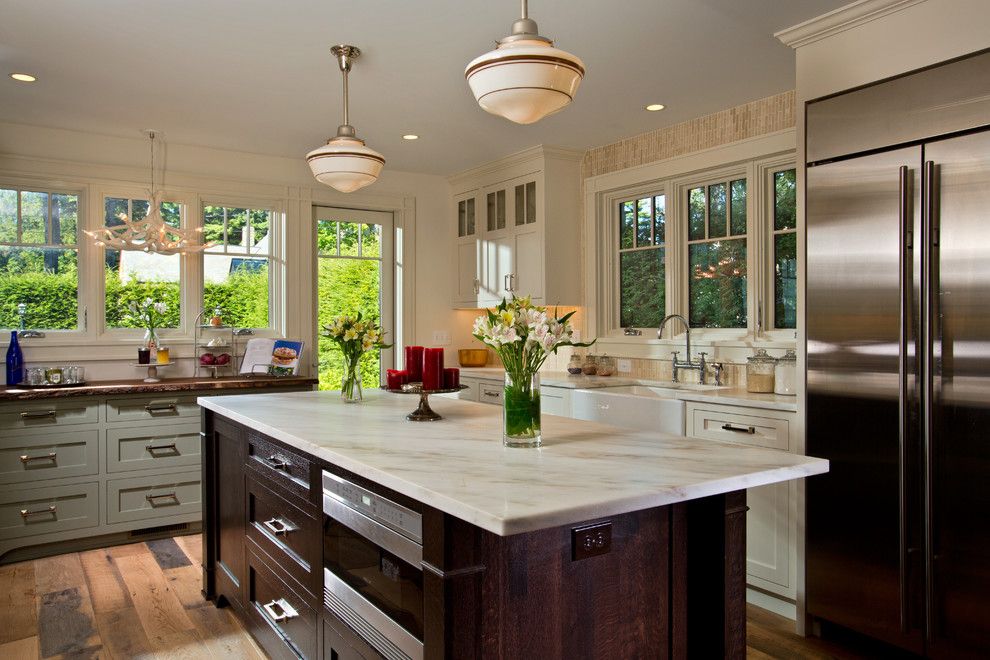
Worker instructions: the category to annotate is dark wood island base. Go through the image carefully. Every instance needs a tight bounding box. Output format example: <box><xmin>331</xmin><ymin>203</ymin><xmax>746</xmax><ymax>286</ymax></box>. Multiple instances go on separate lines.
<box><xmin>202</xmin><ymin>411</ymin><xmax>746</xmax><ymax>660</ymax></box>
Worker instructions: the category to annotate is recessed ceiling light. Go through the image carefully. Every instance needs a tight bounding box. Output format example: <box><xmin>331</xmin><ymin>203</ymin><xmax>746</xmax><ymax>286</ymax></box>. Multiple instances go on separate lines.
<box><xmin>645</xmin><ymin>103</ymin><xmax>666</xmax><ymax>112</ymax></box>
<box><xmin>402</xmin><ymin>134</ymin><xmax>419</xmax><ymax>140</ymax></box>
<box><xmin>10</xmin><ymin>73</ymin><xmax>37</xmax><ymax>83</ymax></box>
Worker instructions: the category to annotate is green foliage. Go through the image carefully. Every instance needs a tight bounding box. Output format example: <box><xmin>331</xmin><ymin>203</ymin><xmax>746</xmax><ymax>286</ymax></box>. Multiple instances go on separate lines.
<box><xmin>204</xmin><ymin>267</ymin><xmax>270</xmax><ymax>328</ymax></box>
<box><xmin>105</xmin><ymin>271</ymin><xmax>181</xmax><ymax>329</ymax></box>
<box><xmin>317</xmin><ymin>257</ymin><xmax>382</xmax><ymax>391</ymax></box>
<box><xmin>0</xmin><ymin>269</ymin><xmax>78</xmax><ymax>329</ymax></box>
<box><xmin>689</xmin><ymin>239</ymin><xmax>747</xmax><ymax>328</ymax></box>
<box><xmin>620</xmin><ymin>248</ymin><xmax>665</xmax><ymax>328</ymax></box>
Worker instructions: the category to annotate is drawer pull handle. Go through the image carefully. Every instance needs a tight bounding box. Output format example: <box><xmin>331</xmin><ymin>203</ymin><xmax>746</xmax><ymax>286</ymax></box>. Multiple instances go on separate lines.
<box><xmin>721</xmin><ymin>424</ymin><xmax>756</xmax><ymax>434</ymax></box>
<box><xmin>20</xmin><ymin>410</ymin><xmax>56</xmax><ymax>419</ymax></box>
<box><xmin>262</xmin><ymin>598</ymin><xmax>299</xmax><ymax>623</ymax></box>
<box><xmin>145</xmin><ymin>404</ymin><xmax>178</xmax><ymax>413</ymax></box>
<box><xmin>146</xmin><ymin>443</ymin><xmax>178</xmax><ymax>454</ymax></box>
<box><xmin>146</xmin><ymin>492</ymin><xmax>179</xmax><ymax>506</ymax></box>
<box><xmin>262</xmin><ymin>517</ymin><xmax>297</xmax><ymax>536</ymax></box>
<box><xmin>20</xmin><ymin>505</ymin><xmax>57</xmax><ymax>519</ymax></box>
<box><xmin>20</xmin><ymin>452</ymin><xmax>57</xmax><ymax>464</ymax></box>
<box><xmin>264</xmin><ymin>455</ymin><xmax>290</xmax><ymax>471</ymax></box>
<box><xmin>482</xmin><ymin>391</ymin><xmax>500</xmax><ymax>398</ymax></box>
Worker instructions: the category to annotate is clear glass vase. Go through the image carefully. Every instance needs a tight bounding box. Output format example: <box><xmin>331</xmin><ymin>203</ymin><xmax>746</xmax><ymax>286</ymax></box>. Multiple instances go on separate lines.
<box><xmin>143</xmin><ymin>328</ymin><xmax>160</xmax><ymax>350</ymax></box>
<box><xmin>341</xmin><ymin>354</ymin><xmax>363</xmax><ymax>403</ymax></box>
<box><xmin>503</xmin><ymin>371</ymin><xmax>541</xmax><ymax>447</ymax></box>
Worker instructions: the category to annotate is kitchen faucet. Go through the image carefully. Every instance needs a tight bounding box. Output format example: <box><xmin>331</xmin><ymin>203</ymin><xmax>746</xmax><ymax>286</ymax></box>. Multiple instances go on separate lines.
<box><xmin>658</xmin><ymin>314</ymin><xmax>706</xmax><ymax>384</ymax></box>
<box><xmin>16</xmin><ymin>303</ymin><xmax>45</xmax><ymax>339</ymax></box>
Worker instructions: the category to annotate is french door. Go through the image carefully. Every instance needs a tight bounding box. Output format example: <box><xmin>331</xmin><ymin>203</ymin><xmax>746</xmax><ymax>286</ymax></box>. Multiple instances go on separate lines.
<box><xmin>314</xmin><ymin>206</ymin><xmax>394</xmax><ymax>391</ymax></box>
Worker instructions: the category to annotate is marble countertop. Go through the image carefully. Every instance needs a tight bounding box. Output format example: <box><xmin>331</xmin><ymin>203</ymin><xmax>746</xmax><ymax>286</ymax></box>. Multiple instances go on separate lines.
<box><xmin>199</xmin><ymin>390</ymin><xmax>826</xmax><ymax>536</ymax></box>
<box><xmin>459</xmin><ymin>367</ymin><xmax>798</xmax><ymax>411</ymax></box>
<box><xmin>1</xmin><ymin>376</ymin><xmax>318</xmax><ymax>401</ymax></box>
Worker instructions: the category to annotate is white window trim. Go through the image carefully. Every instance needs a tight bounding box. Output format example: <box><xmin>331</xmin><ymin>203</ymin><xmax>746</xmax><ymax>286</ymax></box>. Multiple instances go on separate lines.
<box><xmin>0</xmin><ymin>179</ymin><xmax>89</xmax><ymax>339</ymax></box>
<box><xmin>583</xmin><ymin>129</ymin><xmax>797</xmax><ymax>358</ymax></box>
<box><xmin>756</xmin><ymin>156</ymin><xmax>799</xmax><ymax>342</ymax></box>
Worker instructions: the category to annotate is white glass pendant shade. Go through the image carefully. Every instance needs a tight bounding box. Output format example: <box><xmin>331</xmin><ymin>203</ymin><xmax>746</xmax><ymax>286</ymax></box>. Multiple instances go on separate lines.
<box><xmin>466</xmin><ymin>39</ymin><xmax>584</xmax><ymax>124</ymax></box>
<box><xmin>307</xmin><ymin>136</ymin><xmax>385</xmax><ymax>193</ymax></box>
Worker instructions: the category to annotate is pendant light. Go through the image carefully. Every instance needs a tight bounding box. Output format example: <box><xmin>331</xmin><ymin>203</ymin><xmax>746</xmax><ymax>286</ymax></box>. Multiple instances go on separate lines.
<box><xmin>307</xmin><ymin>45</ymin><xmax>385</xmax><ymax>193</ymax></box>
<box><xmin>465</xmin><ymin>0</ymin><xmax>585</xmax><ymax>125</ymax></box>
<box><xmin>85</xmin><ymin>131</ymin><xmax>212</xmax><ymax>255</ymax></box>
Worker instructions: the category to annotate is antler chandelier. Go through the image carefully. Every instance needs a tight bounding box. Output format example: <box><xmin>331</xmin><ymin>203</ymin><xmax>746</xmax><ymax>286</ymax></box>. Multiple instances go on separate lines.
<box><xmin>86</xmin><ymin>131</ymin><xmax>212</xmax><ymax>255</ymax></box>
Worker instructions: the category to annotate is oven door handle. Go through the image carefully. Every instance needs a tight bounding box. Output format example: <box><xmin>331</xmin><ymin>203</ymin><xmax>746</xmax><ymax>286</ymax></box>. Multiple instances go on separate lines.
<box><xmin>324</xmin><ymin>568</ymin><xmax>424</xmax><ymax>660</ymax></box>
<box><xmin>323</xmin><ymin>494</ymin><xmax>423</xmax><ymax>567</ymax></box>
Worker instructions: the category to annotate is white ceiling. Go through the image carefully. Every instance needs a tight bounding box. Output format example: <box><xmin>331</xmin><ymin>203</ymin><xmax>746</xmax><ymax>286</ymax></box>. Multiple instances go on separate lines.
<box><xmin>0</xmin><ymin>0</ymin><xmax>847</xmax><ymax>176</ymax></box>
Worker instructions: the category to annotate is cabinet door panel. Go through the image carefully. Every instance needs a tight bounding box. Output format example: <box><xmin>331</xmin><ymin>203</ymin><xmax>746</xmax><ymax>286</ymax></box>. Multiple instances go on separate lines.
<box><xmin>514</xmin><ymin>229</ymin><xmax>543</xmax><ymax>300</ymax></box>
<box><xmin>455</xmin><ymin>240</ymin><xmax>479</xmax><ymax>305</ymax></box>
<box><xmin>746</xmin><ymin>481</ymin><xmax>790</xmax><ymax>589</ymax></box>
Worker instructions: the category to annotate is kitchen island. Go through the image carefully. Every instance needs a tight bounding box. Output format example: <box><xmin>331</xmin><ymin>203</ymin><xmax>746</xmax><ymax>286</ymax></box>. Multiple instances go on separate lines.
<box><xmin>199</xmin><ymin>390</ymin><xmax>827</xmax><ymax>660</ymax></box>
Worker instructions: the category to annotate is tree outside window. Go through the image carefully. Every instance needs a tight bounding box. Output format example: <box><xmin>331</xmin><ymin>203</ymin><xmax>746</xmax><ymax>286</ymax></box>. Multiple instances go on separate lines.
<box><xmin>202</xmin><ymin>206</ymin><xmax>272</xmax><ymax>329</ymax></box>
<box><xmin>772</xmin><ymin>169</ymin><xmax>797</xmax><ymax>329</ymax></box>
<box><xmin>0</xmin><ymin>188</ymin><xmax>79</xmax><ymax>330</ymax></box>
<box><xmin>618</xmin><ymin>194</ymin><xmax>666</xmax><ymax>328</ymax></box>
<box><xmin>687</xmin><ymin>179</ymin><xmax>747</xmax><ymax>328</ymax></box>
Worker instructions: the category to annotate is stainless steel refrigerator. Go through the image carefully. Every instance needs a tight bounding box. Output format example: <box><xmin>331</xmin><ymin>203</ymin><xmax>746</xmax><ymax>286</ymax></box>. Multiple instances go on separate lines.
<box><xmin>806</xmin><ymin>50</ymin><xmax>990</xmax><ymax>658</ymax></box>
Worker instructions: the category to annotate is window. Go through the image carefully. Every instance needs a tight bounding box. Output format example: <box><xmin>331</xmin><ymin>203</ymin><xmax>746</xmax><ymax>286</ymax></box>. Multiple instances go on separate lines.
<box><xmin>686</xmin><ymin>179</ymin><xmax>747</xmax><ymax>328</ymax></box>
<box><xmin>103</xmin><ymin>197</ymin><xmax>182</xmax><ymax>329</ymax></box>
<box><xmin>772</xmin><ymin>169</ymin><xmax>797</xmax><ymax>329</ymax></box>
<box><xmin>0</xmin><ymin>187</ymin><xmax>80</xmax><ymax>330</ymax></box>
<box><xmin>202</xmin><ymin>205</ymin><xmax>273</xmax><ymax>328</ymax></box>
<box><xmin>618</xmin><ymin>194</ymin><xmax>665</xmax><ymax>327</ymax></box>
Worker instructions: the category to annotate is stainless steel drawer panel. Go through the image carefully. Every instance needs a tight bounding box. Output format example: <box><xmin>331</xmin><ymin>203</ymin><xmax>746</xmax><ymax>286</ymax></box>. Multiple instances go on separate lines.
<box><xmin>0</xmin><ymin>429</ymin><xmax>99</xmax><ymax>485</ymax></box>
<box><xmin>690</xmin><ymin>409</ymin><xmax>789</xmax><ymax>450</ymax></box>
<box><xmin>106</xmin><ymin>423</ymin><xmax>202</xmax><ymax>473</ymax></box>
<box><xmin>0</xmin><ymin>482</ymin><xmax>99</xmax><ymax>539</ymax></box>
<box><xmin>106</xmin><ymin>396</ymin><xmax>200</xmax><ymax>423</ymax></box>
<box><xmin>0</xmin><ymin>400</ymin><xmax>99</xmax><ymax>430</ymax></box>
<box><xmin>478</xmin><ymin>382</ymin><xmax>504</xmax><ymax>405</ymax></box>
<box><xmin>106</xmin><ymin>471</ymin><xmax>202</xmax><ymax>524</ymax></box>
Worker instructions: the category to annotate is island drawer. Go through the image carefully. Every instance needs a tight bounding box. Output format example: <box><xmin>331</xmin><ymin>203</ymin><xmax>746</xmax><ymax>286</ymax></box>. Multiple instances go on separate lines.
<box><xmin>0</xmin><ymin>482</ymin><xmax>99</xmax><ymax>539</ymax></box>
<box><xmin>0</xmin><ymin>400</ymin><xmax>99</xmax><ymax>430</ymax></box>
<box><xmin>106</xmin><ymin>470</ymin><xmax>202</xmax><ymax>524</ymax></box>
<box><xmin>0</xmin><ymin>429</ymin><xmax>99</xmax><ymax>485</ymax></box>
<box><xmin>106</xmin><ymin>423</ymin><xmax>202</xmax><ymax>473</ymax></box>
<box><xmin>247</xmin><ymin>433</ymin><xmax>312</xmax><ymax>503</ymax></box>
<box><xmin>689</xmin><ymin>407</ymin><xmax>790</xmax><ymax>450</ymax></box>
<box><xmin>246</xmin><ymin>474</ymin><xmax>321</xmax><ymax>595</ymax></box>
<box><xmin>478</xmin><ymin>381</ymin><xmax>504</xmax><ymax>405</ymax></box>
<box><xmin>247</xmin><ymin>547</ymin><xmax>318</xmax><ymax>660</ymax></box>
<box><xmin>106</xmin><ymin>395</ymin><xmax>200</xmax><ymax>423</ymax></box>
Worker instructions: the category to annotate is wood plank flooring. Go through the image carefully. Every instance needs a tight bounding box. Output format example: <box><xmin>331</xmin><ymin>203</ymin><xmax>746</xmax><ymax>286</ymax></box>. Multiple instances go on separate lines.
<box><xmin>0</xmin><ymin>534</ymin><xmax>264</xmax><ymax>659</ymax></box>
<box><xmin>0</xmin><ymin>534</ymin><xmax>887</xmax><ymax>659</ymax></box>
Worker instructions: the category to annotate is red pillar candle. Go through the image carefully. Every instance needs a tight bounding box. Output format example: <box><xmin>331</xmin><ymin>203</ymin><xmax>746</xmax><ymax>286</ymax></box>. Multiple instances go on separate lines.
<box><xmin>405</xmin><ymin>346</ymin><xmax>424</xmax><ymax>382</ymax></box>
<box><xmin>422</xmin><ymin>348</ymin><xmax>444</xmax><ymax>391</ymax></box>
<box><xmin>443</xmin><ymin>367</ymin><xmax>460</xmax><ymax>389</ymax></box>
<box><xmin>386</xmin><ymin>369</ymin><xmax>408</xmax><ymax>390</ymax></box>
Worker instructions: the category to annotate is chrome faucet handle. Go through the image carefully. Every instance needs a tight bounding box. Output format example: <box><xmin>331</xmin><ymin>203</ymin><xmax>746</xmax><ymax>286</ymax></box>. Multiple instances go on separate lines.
<box><xmin>697</xmin><ymin>351</ymin><xmax>708</xmax><ymax>363</ymax></box>
<box><xmin>670</xmin><ymin>351</ymin><xmax>680</xmax><ymax>362</ymax></box>
<box><xmin>713</xmin><ymin>362</ymin><xmax>725</xmax><ymax>387</ymax></box>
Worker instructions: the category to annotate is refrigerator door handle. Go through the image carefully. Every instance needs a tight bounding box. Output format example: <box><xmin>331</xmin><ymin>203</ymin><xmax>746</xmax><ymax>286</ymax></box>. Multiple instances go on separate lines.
<box><xmin>922</xmin><ymin>158</ymin><xmax>939</xmax><ymax>642</ymax></box>
<box><xmin>897</xmin><ymin>164</ymin><xmax>913</xmax><ymax>633</ymax></box>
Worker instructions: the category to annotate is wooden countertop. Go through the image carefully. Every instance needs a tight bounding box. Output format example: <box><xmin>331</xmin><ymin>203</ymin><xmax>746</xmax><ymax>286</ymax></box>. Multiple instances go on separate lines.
<box><xmin>0</xmin><ymin>376</ymin><xmax>318</xmax><ymax>401</ymax></box>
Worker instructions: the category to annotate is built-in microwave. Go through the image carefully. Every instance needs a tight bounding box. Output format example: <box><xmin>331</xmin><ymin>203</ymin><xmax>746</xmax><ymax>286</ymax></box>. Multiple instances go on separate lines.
<box><xmin>322</xmin><ymin>471</ymin><xmax>424</xmax><ymax>660</ymax></box>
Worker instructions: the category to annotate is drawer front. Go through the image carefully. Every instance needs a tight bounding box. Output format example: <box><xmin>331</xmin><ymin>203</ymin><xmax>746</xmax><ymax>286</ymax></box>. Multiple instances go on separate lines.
<box><xmin>247</xmin><ymin>434</ymin><xmax>311</xmax><ymax>502</ymax></box>
<box><xmin>690</xmin><ymin>408</ymin><xmax>789</xmax><ymax>450</ymax></box>
<box><xmin>0</xmin><ymin>429</ymin><xmax>99</xmax><ymax>485</ymax></box>
<box><xmin>324</xmin><ymin>614</ymin><xmax>386</xmax><ymax>660</ymax></box>
<box><xmin>106</xmin><ymin>395</ymin><xmax>200</xmax><ymax>424</ymax></box>
<box><xmin>246</xmin><ymin>475</ymin><xmax>321</xmax><ymax>595</ymax></box>
<box><xmin>106</xmin><ymin>471</ymin><xmax>202</xmax><ymax>524</ymax></box>
<box><xmin>0</xmin><ymin>400</ymin><xmax>99</xmax><ymax>430</ymax></box>
<box><xmin>0</xmin><ymin>482</ymin><xmax>99</xmax><ymax>540</ymax></box>
<box><xmin>478</xmin><ymin>381</ymin><xmax>504</xmax><ymax>406</ymax></box>
<box><xmin>248</xmin><ymin>549</ymin><xmax>318</xmax><ymax>660</ymax></box>
<box><xmin>107</xmin><ymin>423</ymin><xmax>202</xmax><ymax>473</ymax></box>
<box><xmin>457</xmin><ymin>379</ymin><xmax>479</xmax><ymax>402</ymax></box>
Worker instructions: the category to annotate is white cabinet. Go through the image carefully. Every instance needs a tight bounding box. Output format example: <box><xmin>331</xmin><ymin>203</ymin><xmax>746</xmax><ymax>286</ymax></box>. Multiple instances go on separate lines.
<box><xmin>686</xmin><ymin>402</ymin><xmax>797</xmax><ymax>601</ymax></box>
<box><xmin>450</xmin><ymin>146</ymin><xmax>581</xmax><ymax>308</ymax></box>
<box><xmin>540</xmin><ymin>385</ymin><xmax>571</xmax><ymax>417</ymax></box>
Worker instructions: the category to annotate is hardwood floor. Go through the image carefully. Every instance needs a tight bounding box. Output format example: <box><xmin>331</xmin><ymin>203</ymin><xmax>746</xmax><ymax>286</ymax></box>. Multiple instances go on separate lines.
<box><xmin>0</xmin><ymin>534</ymin><xmax>886</xmax><ymax>659</ymax></box>
<box><xmin>0</xmin><ymin>534</ymin><xmax>264</xmax><ymax>659</ymax></box>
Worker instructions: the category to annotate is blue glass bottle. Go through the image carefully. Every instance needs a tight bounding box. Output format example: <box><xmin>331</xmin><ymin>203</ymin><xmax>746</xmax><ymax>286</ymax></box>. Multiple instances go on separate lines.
<box><xmin>5</xmin><ymin>330</ymin><xmax>23</xmax><ymax>385</ymax></box>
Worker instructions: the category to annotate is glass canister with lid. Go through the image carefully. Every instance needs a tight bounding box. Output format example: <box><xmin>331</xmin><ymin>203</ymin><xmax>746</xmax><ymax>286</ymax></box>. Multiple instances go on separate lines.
<box><xmin>774</xmin><ymin>349</ymin><xmax>797</xmax><ymax>395</ymax></box>
<box><xmin>746</xmin><ymin>349</ymin><xmax>777</xmax><ymax>393</ymax></box>
<box><xmin>596</xmin><ymin>354</ymin><xmax>616</xmax><ymax>377</ymax></box>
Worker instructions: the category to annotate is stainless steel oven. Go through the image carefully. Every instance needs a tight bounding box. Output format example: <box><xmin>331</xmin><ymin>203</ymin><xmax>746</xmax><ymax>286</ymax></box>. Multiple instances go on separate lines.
<box><xmin>322</xmin><ymin>471</ymin><xmax>424</xmax><ymax>660</ymax></box>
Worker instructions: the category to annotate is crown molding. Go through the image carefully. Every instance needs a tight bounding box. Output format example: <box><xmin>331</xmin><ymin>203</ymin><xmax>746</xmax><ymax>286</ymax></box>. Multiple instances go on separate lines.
<box><xmin>775</xmin><ymin>0</ymin><xmax>926</xmax><ymax>49</ymax></box>
<box><xmin>447</xmin><ymin>144</ymin><xmax>584</xmax><ymax>186</ymax></box>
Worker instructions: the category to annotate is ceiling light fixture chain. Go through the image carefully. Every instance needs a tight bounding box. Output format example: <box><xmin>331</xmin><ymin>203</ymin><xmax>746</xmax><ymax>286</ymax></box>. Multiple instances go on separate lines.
<box><xmin>306</xmin><ymin>44</ymin><xmax>385</xmax><ymax>193</ymax></box>
<box><xmin>465</xmin><ymin>0</ymin><xmax>584</xmax><ymax>125</ymax></box>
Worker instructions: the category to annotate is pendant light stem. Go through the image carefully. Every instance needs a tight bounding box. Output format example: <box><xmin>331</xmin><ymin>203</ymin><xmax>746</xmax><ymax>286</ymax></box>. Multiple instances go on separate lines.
<box><xmin>341</xmin><ymin>68</ymin><xmax>349</xmax><ymax>127</ymax></box>
<box><xmin>520</xmin><ymin>0</ymin><xmax>528</xmax><ymax>19</ymax></box>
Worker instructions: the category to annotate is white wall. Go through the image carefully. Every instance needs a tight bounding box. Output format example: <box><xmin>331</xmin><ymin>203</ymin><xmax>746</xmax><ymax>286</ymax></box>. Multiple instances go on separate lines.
<box><xmin>0</xmin><ymin>121</ymin><xmax>460</xmax><ymax>382</ymax></box>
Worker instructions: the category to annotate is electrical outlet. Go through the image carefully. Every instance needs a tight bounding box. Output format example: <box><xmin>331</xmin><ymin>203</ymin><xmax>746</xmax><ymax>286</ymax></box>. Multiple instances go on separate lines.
<box><xmin>617</xmin><ymin>359</ymin><xmax>632</xmax><ymax>373</ymax></box>
<box><xmin>572</xmin><ymin>522</ymin><xmax>612</xmax><ymax>561</ymax></box>
<box><xmin>431</xmin><ymin>330</ymin><xmax>451</xmax><ymax>346</ymax></box>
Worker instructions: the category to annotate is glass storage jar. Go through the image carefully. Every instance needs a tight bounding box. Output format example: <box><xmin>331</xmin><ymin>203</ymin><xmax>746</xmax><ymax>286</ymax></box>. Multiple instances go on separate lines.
<box><xmin>567</xmin><ymin>353</ymin><xmax>584</xmax><ymax>375</ymax></box>
<box><xmin>746</xmin><ymin>349</ymin><xmax>777</xmax><ymax>393</ymax></box>
<box><xmin>774</xmin><ymin>349</ymin><xmax>797</xmax><ymax>395</ymax></box>
<box><xmin>581</xmin><ymin>355</ymin><xmax>598</xmax><ymax>375</ymax></box>
<box><xmin>596</xmin><ymin>355</ymin><xmax>616</xmax><ymax>377</ymax></box>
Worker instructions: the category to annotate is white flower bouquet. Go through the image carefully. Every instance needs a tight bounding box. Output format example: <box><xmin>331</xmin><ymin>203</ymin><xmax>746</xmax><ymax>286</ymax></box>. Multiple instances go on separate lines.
<box><xmin>127</xmin><ymin>298</ymin><xmax>169</xmax><ymax>348</ymax></box>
